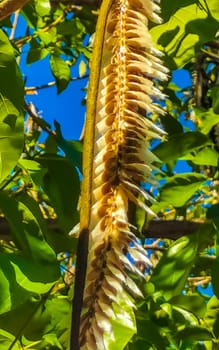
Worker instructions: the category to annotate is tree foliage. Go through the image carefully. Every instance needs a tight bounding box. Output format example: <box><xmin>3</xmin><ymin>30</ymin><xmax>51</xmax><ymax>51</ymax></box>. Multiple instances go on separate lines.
<box><xmin>0</xmin><ymin>0</ymin><xmax>218</xmax><ymax>349</ymax></box>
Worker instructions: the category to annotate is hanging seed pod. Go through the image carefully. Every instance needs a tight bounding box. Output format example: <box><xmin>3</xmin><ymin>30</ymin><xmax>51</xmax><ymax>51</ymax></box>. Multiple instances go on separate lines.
<box><xmin>72</xmin><ymin>1</ymin><xmax>168</xmax><ymax>349</ymax></box>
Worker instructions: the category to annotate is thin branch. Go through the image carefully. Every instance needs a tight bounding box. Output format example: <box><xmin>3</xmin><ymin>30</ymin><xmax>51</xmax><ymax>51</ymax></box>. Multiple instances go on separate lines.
<box><xmin>0</xmin><ymin>0</ymin><xmax>30</xmax><ymax>21</ymax></box>
<box><xmin>24</xmin><ymin>102</ymin><xmax>55</xmax><ymax>136</ymax></box>
<box><xmin>0</xmin><ymin>219</ymin><xmax>210</xmax><ymax>242</ymax></box>
<box><xmin>143</xmin><ymin>220</ymin><xmax>204</xmax><ymax>240</ymax></box>
<box><xmin>25</xmin><ymin>74</ymin><xmax>89</xmax><ymax>93</ymax></box>
<box><xmin>9</xmin><ymin>9</ymin><xmax>19</xmax><ymax>40</ymax></box>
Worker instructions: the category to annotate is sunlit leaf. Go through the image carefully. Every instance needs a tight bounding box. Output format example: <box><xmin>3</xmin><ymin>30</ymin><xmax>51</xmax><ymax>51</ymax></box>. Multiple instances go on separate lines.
<box><xmin>35</xmin><ymin>0</ymin><xmax>51</xmax><ymax>16</ymax></box>
<box><xmin>0</xmin><ymin>253</ymin><xmax>58</xmax><ymax>314</ymax></box>
<box><xmin>169</xmin><ymin>295</ymin><xmax>206</xmax><ymax>317</ymax></box>
<box><xmin>50</xmin><ymin>55</ymin><xmax>71</xmax><ymax>94</ymax></box>
<box><xmin>0</xmin><ymin>329</ymin><xmax>19</xmax><ymax>350</ymax></box>
<box><xmin>150</xmin><ymin>235</ymin><xmax>198</xmax><ymax>299</ymax></box>
<box><xmin>0</xmin><ymin>191</ymin><xmax>57</xmax><ymax>263</ymax></box>
<box><xmin>205</xmin><ymin>296</ymin><xmax>219</xmax><ymax>338</ymax></box>
<box><xmin>0</xmin><ymin>30</ymin><xmax>24</xmax><ymax>184</ymax></box>
<box><xmin>155</xmin><ymin>173</ymin><xmax>206</xmax><ymax>209</ymax></box>
<box><xmin>180</xmin><ymin>148</ymin><xmax>218</xmax><ymax>166</ymax></box>
<box><xmin>153</xmin><ymin>132</ymin><xmax>210</xmax><ymax>163</ymax></box>
<box><xmin>151</xmin><ymin>1</ymin><xmax>218</xmax><ymax>68</ymax></box>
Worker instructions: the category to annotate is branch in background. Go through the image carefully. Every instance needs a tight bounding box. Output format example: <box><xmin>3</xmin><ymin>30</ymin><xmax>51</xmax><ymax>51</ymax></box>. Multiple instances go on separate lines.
<box><xmin>143</xmin><ymin>220</ymin><xmax>204</xmax><ymax>240</ymax></box>
<box><xmin>0</xmin><ymin>219</ymin><xmax>207</xmax><ymax>242</ymax></box>
<box><xmin>25</xmin><ymin>74</ymin><xmax>89</xmax><ymax>93</ymax></box>
<box><xmin>0</xmin><ymin>0</ymin><xmax>30</xmax><ymax>21</ymax></box>
<box><xmin>24</xmin><ymin>102</ymin><xmax>55</xmax><ymax>136</ymax></box>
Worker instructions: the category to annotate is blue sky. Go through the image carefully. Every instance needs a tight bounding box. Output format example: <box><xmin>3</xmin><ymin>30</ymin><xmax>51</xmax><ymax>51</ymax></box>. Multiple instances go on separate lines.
<box><xmin>23</xmin><ymin>57</ymin><xmax>88</xmax><ymax>140</ymax></box>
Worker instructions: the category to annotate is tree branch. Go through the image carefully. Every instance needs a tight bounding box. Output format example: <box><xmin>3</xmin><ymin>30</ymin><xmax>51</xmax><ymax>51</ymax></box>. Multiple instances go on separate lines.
<box><xmin>0</xmin><ymin>219</ymin><xmax>207</xmax><ymax>242</ymax></box>
<box><xmin>0</xmin><ymin>0</ymin><xmax>30</xmax><ymax>21</ymax></box>
<box><xmin>143</xmin><ymin>220</ymin><xmax>204</xmax><ymax>240</ymax></box>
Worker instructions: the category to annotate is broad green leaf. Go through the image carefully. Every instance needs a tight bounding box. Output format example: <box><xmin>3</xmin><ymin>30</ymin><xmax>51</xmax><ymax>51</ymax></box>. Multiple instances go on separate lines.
<box><xmin>35</xmin><ymin>0</ymin><xmax>51</xmax><ymax>16</ymax></box>
<box><xmin>180</xmin><ymin>148</ymin><xmax>218</xmax><ymax>166</ymax></box>
<box><xmin>210</xmin><ymin>86</ymin><xmax>219</xmax><ymax>114</ymax></box>
<box><xmin>151</xmin><ymin>1</ymin><xmax>218</xmax><ymax>68</ymax></box>
<box><xmin>57</xmin><ymin>17</ymin><xmax>86</xmax><ymax>36</ymax></box>
<box><xmin>37</xmin><ymin>333</ymin><xmax>63</xmax><ymax>349</ymax></box>
<box><xmin>169</xmin><ymin>295</ymin><xmax>206</xmax><ymax>317</ymax></box>
<box><xmin>27</xmin><ymin>38</ymin><xmax>49</xmax><ymax>64</ymax></box>
<box><xmin>39</xmin><ymin>155</ymin><xmax>80</xmax><ymax>232</ymax></box>
<box><xmin>159</xmin><ymin>114</ymin><xmax>183</xmax><ymax>136</ymax></box>
<box><xmin>0</xmin><ymin>297</ymin><xmax>52</xmax><ymax>343</ymax></box>
<box><xmin>150</xmin><ymin>224</ymin><xmax>214</xmax><ymax>300</ymax></box>
<box><xmin>160</xmin><ymin>0</ymin><xmax>197</xmax><ymax>22</ymax></box>
<box><xmin>177</xmin><ymin>326</ymin><xmax>212</xmax><ymax>341</ymax></box>
<box><xmin>0</xmin><ymin>30</ymin><xmax>24</xmax><ymax>184</ymax></box>
<box><xmin>211</xmin><ymin>259</ymin><xmax>219</xmax><ymax>299</ymax></box>
<box><xmin>50</xmin><ymin>55</ymin><xmax>71</xmax><ymax>94</ymax></box>
<box><xmin>18</xmin><ymin>159</ymin><xmax>78</xmax><ymax>253</ymax></box>
<box><xmin>54</xmin><ymin>120</ymin><xmax>82</xmax><ymax>171</ymax></box>
<box><xmin>205</xmin><ymin>296</ymin><xmax>219</xmax><ymax>338</ymax></box>
<box><xmin>150</xmin><ymin>235</ymin><xmax>198</xmax><ymax>299</ymax></box>
<box><xmin>153</xmin><ymin>132</ymin><xmax>210</xmax><ymax>163</ymax></box>
<box><xmin>195</xmin><ymin>108</ymin><xmax>219</xmax><ymax>134</ymax></box>
<box><xmin>37</xmin><ymin>28</ymin><xmax>57</xmax><ymax>46</ymax></box>
<box><xmin>105</xmin><ymin>294</ymin><xmax>136</xmax><ymax>350</ymax></box>
<box><xmin>0</xmin><ymin>329</ymin><xmax>19</xmax><ymax>350</ymax></box>
<box><xmin>207</xmin><ymin>0</ymin><xmax>219</xmax><ymax>21</ymax></box>
<box><xmin>21</xmin><ymin>2</ymin><xmax>38</xmax><ymax>28</ymax></box>
<box><xmin>0</xmin><ymin>191</ymin><xmax>57</xmax><ymax>263</ymax></box>
<box><xmin>134</xmin><ymin>319</ymin><xmax>168</xmax><ymax>350</ymax></box>
<box><xmin>155</xmin><ymin>173</ymin><xmax>206</xmax><ymax>209</ymax></box>
<box><xmin>43</xmin><ymin>298</ymin><xmax>71</xmax><ymax>349</ymax></box>
<box><xmin>18</xmin><ymin>159</ymin><xmax>47</xmax><ymax>188</ymax></box>
<box><xmin>0</xmin><ymin>253</ymin><xmax>58</xmax><ymax>314</ymax></box>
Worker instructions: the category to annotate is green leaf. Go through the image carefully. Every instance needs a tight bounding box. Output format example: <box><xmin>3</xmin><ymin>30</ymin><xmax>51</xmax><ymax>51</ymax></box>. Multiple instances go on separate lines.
<box><xmin>104</xmin><ymin>294</ymin><xmax>136</xmax><ymax>350</ymax></box>
<box><xmin>151</xmin><ymin>1</ymin><xmax>218</xmax><ymax>68</ymax></box>
<box><xmin>18</xmin><ymin>159</ymin><xmax>47</xmax><ymax>188</ymax></box>
<box><xmin>177</xmin><ymin>326</ymin><xmax>212</xmax><ymax>341</ymax></box>
<box><xmin>195</xmin><ymin>108</ymin><xmax>219</xmax><ymax>134</ymax></box>
<box><xmin>54</xmin><ymin>120</ymin><xmax>82</xmax><ymax>170</ymax></box>
<box><xmin>150</xmin><ymin>223</ymin><xmax>214</xmax><ymax>300</ymax></box>
<box><xmin>0</xmin><ymin>253</ymin><xmax>59</xmax><ymax>314</ymax></box>
<box><xmin>27</xmin><ymin>38</ymin><xmax>49</xmax><ymax>64</ymax></box>
<box><xmin>43</xmin><ymin>297</ymin><xmax>71</xmax><ymax>349</ymax></box>
<box><xmin>211</xmin><ymin>259</ymin><xmax>219</xmax><ymax>299</ymax></box>
<box><xmin>0</xmin><ymin>191</ymin><xmax>57</xmax><ymax>263</ymax></box>
<box><xmin>210</xmin><ymin>86</ymin><xmax>219</xmax><ymax>114</ymax></box>
<box><xmin>50</xmin><ymin>55</ymin><xmax>71</xmax><ymax>94</ymax></box>
<box><xmin>0</xmin><ymin>30</ymin><xmax>24</xmax><ymax>184</ymax></box>
<box><xmin>207</xmin><ymin>0</ymin><xmax>219</xmax><ymax>21</ymax></box>
<box><xmin>155</xmin><ymin>173</ymin><xmax>206</xmax><ymax>209</ymax></box>
<box><xmin>153</xmin><ymin>132</ymin><xmax>210</xmax><ymax>163</ymax></box>
<box><xmin>150</xmin><ymin>236</ymin><xmax>198</xmax><ymax>299</ymax></box>
<box><xmin>169</xmin><ymin>295</ymin><xmax>206</xmax><ymax>317</ymax></box>
<box><xmin>35</xmin><ymin>0</ymin><xmax>51</xmax><ymax>16</ymax></box>
<box><xmin>39</xmin><ymin>155</ymin><xmax>80</xmax><ymax>232</ymax></box>
<box><xmin>205</xmin><ymin>296</ymin><xmax>219</xmax><ymax>338</ymax></box>
<box><xmin>21</xmin><ymin>2</ymin><xmax>38</xmax><ymax>28</ymax></box>
<box><xmin>0</xmin><ymin>329</ymin><xmax>19</xmax><ymax>350</ymax></box>
<box><xmin>159</xmin><ymin>114</ymin><xmax>183</xmax><ymax>136</ymax></box>
<box><xmin>180</xmin><ymin>148</ymin><xmax>218</xmax><ymax>166</ymax></box>
<box><xmin>135</xmin><ymin>319</ymin><xmax>168</xmax><ymax>350</ymax></box>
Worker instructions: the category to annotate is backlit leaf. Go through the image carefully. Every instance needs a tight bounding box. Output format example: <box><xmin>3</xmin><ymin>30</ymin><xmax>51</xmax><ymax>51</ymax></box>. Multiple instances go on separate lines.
<box><xmin>0</xmin><ymin>30</ymin><xmax>24</xmax><ymax>184</ymax></box>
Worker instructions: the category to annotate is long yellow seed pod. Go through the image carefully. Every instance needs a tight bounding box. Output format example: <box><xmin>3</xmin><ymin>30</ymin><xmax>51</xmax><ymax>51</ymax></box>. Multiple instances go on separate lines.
<box><xmin>71</xmin><ymin>0</ymin><xmax>168</xmax><ymax>349</ymax></box>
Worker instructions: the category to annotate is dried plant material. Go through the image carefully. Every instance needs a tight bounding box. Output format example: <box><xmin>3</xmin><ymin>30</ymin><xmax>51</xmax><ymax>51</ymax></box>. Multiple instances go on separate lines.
<box><xmin>74</xmin><ymin>0</ymin><xmax>168</xmax><ymax>348</ymax></box>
